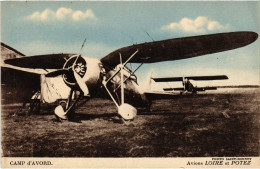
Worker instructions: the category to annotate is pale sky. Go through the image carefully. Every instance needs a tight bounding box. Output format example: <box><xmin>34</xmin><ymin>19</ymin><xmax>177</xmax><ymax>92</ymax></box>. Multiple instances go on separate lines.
<box><xmin>1</xmin><ymin>1</ymin><xmax>259</xmax><ymax>90</ymax></box>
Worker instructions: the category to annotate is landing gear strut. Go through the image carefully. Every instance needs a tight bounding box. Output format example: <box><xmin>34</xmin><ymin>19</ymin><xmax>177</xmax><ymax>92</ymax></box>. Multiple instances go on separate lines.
<box><xmin>102</xmin><ymin>50</ymin><xmax>139</xmax><ymax>121</ymax></box>
<box><xmin>54</xmin><ymin>90</ymin><xmax>84</xmax><ymax>121</ymax></box>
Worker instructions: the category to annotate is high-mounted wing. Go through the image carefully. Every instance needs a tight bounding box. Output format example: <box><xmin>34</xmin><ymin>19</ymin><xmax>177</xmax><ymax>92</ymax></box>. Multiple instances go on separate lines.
<box><xmin>4</xmin><ymin>53</ymin><xmax>76</xmax><ymax>69</ymax></box>
<box><xmin>153</xmin><ymin>75</ymin><xmax>228</xmax><ymax>82</ymax></box>
<box><xmin>101</xmin><ymin>32</ymin><xmax>258</xmax><ymax>67</ymax></box>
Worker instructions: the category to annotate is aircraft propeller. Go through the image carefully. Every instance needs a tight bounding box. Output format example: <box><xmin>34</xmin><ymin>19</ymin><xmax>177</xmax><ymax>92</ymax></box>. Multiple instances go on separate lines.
<box><xmin>72</xmin><ymin>61</ymin><xmax>89</xmax><ymax>96</ymax></box>
<box><xmin>45</xmin><ymin>54</ymin><xmax>89</xmax><ymax>97</ymax></box>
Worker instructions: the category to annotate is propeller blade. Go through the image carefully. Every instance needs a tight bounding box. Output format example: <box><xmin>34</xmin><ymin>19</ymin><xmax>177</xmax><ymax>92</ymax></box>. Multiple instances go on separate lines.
<box><xmin>46</xmin><ymin>69</ymin><xmax>69</xmax><ymax>77</ymax></box>
<box><xmin>73</xmin><ymin>70</ymin><xmax>89</xmax><ymax>96</ymax></box>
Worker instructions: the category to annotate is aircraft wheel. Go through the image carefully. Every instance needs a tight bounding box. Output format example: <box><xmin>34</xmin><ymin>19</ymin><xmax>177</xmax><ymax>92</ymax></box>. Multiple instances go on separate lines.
<box><xmin>118</xmin><ymin>103</ymin><xmax>137</xmax><ymax>120</ymax></box>
<box><xmin>59</xmin><ymin>100</ymin><xmax>67</xmax><ymax>110</ymax></box>
<box><xmin>20</xmin><ymin>100</ymin><xmax>40</xmax><ymax>116</ymax></box>
<box><xmin>29</xmin><ymin>100</ymin><xmax>41</xmax><ymax>114</ymax></box>
<box><xmin>54</xmin><ymin>102</ymin><xmax>67</xmax><ymax>120</ymax></box>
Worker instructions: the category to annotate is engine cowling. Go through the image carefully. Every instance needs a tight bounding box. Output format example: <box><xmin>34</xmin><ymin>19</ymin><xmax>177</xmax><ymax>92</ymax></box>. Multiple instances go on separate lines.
<box><xmin>62</xmin><ymin>55</ymin><xmax>87</xmax><ymax>87</ymax></box>
<box><xmin>59</xmin><ymin>55</ymin><xmax>104</xmax><ymax>94</ymax></box>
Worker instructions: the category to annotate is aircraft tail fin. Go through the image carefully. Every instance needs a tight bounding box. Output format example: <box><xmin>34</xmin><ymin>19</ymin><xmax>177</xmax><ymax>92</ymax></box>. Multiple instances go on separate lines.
<box><xmin>142</xmin><ymin>69</ymin><xmax>154</xmax><ymax>92</ymax></box>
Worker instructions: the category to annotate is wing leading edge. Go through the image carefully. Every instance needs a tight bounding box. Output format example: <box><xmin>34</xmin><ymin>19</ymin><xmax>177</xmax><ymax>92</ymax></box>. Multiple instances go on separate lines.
<box><xmin>4</xmin><ymin>53</ymin><xmax>76</xmax><ymax>69</ymax></box>
<box><xmin>101</xmin><ymin>31</ymin><xmax>258</xmax><ymax>67</ymax></box>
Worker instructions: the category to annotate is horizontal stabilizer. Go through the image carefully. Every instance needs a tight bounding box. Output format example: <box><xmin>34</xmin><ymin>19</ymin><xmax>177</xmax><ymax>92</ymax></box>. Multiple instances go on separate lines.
<box><xmin>4</xmin><ymin>54</ymin><xmax>76</xmax><ymax>69</ymax></box>
<box><xmin>153</xmin><ymin>75</ymin><xmax>228</xmax><ymax>82</ymax></box>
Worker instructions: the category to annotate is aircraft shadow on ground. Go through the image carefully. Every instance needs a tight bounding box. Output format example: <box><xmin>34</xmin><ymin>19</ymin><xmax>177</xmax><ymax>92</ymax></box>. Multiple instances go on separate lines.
<box><xmin>74</xmin><ymin>110</ymin><xmax>202</xmax><ymax>123</ymax></box>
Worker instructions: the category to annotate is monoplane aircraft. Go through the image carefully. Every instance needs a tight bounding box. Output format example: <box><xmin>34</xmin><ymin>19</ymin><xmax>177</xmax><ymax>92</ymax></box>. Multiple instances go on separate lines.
<box><xmin>1</xmin><ymin>31</ymin><xmax>258</xmax><ymax>121</ymax></box>
<box><xmin>153</xmin><ymin>75</ymin><xmax>229</xmax><ymax>94</ymax></box>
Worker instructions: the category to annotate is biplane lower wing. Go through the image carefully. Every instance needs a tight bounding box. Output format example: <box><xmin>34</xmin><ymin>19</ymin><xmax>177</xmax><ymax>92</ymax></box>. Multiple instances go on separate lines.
<box><xmin>153</xmin><ymin>75</ymin><xmax>228</xmax><ymax>82</ymax></box>
<box><xmin>163</xmin><ymin>87</ymin><xmax>217</xmax><ymax>92</ymax></box>
<box><xmin>196</xmin><ymin>87</ymin><xmax>218</xmax><ymax>91</ymax></box>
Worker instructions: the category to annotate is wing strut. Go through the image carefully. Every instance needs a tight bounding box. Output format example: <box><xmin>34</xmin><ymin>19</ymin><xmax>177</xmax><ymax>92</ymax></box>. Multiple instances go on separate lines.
<box><xmin>120</xmin><ymin>53</ymin><xmax>125</xmax><ymax>104</ymax></box>
<box><xmin>114</xmin><ymin>58</ymin><xmax>146</xmax><ymax>92</ymax></box>
<box><xmin>102</xmin><ymin>50</ymin><xmax>139</xmax><ymax>120</ymax></box>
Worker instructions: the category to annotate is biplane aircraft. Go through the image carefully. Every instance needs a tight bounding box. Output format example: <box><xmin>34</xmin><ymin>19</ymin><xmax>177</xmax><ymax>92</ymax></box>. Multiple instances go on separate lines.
<box><xmin>153</xmin><ymin>75</ymin><xmax>229</xmax><ymax>94</ymax></box>
<box><xmin>1</xmin><ymin>31</ymin><xmax>258</xmax><ymax>121</ymax></box>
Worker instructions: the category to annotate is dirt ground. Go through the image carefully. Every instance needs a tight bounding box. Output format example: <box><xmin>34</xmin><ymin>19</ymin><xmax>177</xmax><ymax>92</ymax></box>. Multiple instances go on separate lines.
<box><xmin>1</xmin><ymin>89</ymin><xmax>260</xmax><ymax>157</ymax></box>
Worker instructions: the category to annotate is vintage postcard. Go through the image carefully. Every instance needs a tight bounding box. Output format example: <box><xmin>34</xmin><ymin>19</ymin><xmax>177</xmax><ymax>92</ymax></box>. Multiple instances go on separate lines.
<box><xmin>1</xmin><ymin>1</ymin><xmax>259</xmax><ymax>168</ymax></box>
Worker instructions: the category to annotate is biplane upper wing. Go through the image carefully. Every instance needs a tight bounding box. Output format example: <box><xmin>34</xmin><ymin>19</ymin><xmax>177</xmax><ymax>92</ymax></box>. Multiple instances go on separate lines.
<box><xmin>153</xmin><ymin>75</ymin><xmax>228</xmax><ymax>82</ymax></box>
<box><xmin>101</xmin><ymin>32</ymin><xmax>258</xmax><ymax>67</ymax></box>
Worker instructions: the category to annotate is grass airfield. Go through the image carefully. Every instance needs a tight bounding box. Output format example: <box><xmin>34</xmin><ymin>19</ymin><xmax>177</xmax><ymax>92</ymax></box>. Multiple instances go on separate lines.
<box><xmin>1</xmin><ymin>89</ymin><xmax>260</xmax><ymax>157</ymax></box>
